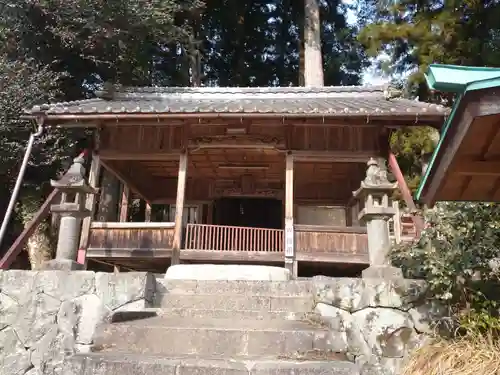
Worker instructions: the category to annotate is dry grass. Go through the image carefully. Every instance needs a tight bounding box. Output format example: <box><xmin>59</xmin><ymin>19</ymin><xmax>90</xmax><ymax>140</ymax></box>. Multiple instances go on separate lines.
<box><xmin>402</xmin><ymin>334</ymin><xmax>500</xmax><ymax>375</ymax></box>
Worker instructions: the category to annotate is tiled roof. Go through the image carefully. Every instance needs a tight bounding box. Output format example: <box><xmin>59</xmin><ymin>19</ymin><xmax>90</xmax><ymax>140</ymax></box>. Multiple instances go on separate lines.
<box><xmin>27</xmin><ymin>85</ymin><xmax>449</xmax><ymax>117</ymax></box>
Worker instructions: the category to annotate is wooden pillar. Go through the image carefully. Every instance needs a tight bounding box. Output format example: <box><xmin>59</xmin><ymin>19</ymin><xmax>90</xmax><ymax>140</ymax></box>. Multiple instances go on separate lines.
<box><xmin>392</xmin><ymin>201</ymin><xmax>402</xmax><ymax>244</ymax></box>
<box><xmin>285</xmin><ymin>153</ymin><xmax>297</xmax><ymax>278</ymax></box>
<box><xmin>145</xmin><ymin>202</ymin><xmax>152</xmax><ymax>222</ymax></box>
<box><xmin>78</xmin><ymin>153</ymin><xmax>101</xmax><ymax>266</ymax></box>
<box><xmin>172</xmin><ymin>152</ymin><xmax>188</xmax><ymax>265</ymax></box>
<box><xmin>96</xmin><ymin>168</ymin><xmax>120</xmax><ymax>221</ymax></box>
<box><xmin>119</xmin><ymin>185</ymin><xmax>130</xmax><ymax>222</ymax></box>
<box><xmin>207</xmin><ymin>202</ymin><xmax>213</xmax><ymax>224</ymax></box>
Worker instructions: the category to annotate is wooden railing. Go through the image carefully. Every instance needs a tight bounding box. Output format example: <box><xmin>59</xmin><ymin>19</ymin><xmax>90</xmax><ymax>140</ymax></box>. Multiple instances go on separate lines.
<box><xmin>294</xmin><ymin>225</ymin><xmax>369</xmax><ymax>262</ymax></box>
<box><xmin>0</xmin><ymin>189</ymin><xmax>61</xmax><ymax>268</ymax></box>
<box><xmin>0</xmin><ymin>149</ymin><xmax>88</xmax><ymax>269</ymax></box>
<box><xmin>388</xmin><ymin>201</ymin><xmax>418</xmax><ymax>244</ymax></box>
<box><xmin>87</xmin><ymin>222</ymin><xmax>175</xmax><ymax>254</ymax></box>
<box><xmin>184</xmin><ymin>224</ymin><xmax>284</xmax><ymax>252</ymax></box>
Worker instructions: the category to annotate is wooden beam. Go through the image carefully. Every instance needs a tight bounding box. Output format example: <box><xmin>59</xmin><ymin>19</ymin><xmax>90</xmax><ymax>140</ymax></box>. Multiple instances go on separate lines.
<box><xmin>79</xmin><ymin>153</ymin><xmax>101</xmax><ymax>264</ymax></box>
<box><xmin>172</xmin><ymin>152</ymin><xmax>188</xmax><ymax>265</ymax></box>
<box><xmin>99</xmin><ymin>159</ymin><xmax>150</xmax><ymax>202</ymax></box>
<box><xmin>0</xmin><ymin>189</ymin><xmax>61</xmax><ymax>269</ymax></box>
<box><xmin>91</xmin><ymin>222</ymin><xmax>174</xmax><ymax>229</ymax></box>
<box><xmin>180</xmin><ymin>250</ymin><xmax>284</xmax><ymax>263</ymax></box>
<box><xmin>453</xmin><ymin>160</ymin><xmax>500</xmax><ymax>176</ymax></box>
<box><xmin>88</xmin><ymin>257</ymin><xmax>138</xmax><ymax>272</ymax></box>
<box><xmin>424</xmin><ymin>99</ymin><xmax>477</xmax><ymax>205</ymax></box>
<box><xmin>294</xmin><ymin>224</ymin><xmax>367</xmax><ymax>234</ymax></box>
<box><xmin>388</xmin><ymin>152</ymin><xmax>424</xmax><ymax>235</ymax></box>
<box><xmin>99</xmin><ymin>151</ymin><xmax>180</xmax><ymax>161</ymax></box>
<box><xmin>291</xmin><ymin>150</ymin><xmax>372</xmax><ymax>163</ymax></box>
<box><xmin>86</xmin><ymin>248</ymin><xmax>173</xmax><ymax>258</ymax></box>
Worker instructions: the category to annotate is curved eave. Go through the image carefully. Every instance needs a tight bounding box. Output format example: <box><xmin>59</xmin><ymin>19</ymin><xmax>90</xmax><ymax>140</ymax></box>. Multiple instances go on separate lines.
<box><xmin>417</xmin><ymin>64</ymin><xmax>500</xmax><ymax>205</ymax></box>
<box><xmin>426</xmin><ymin>64</ymin><xmax>500</xmax><ymax>93</ymax></box>
<box><xmin>415</xmin><ymin>94</ymin><xmax>464</xmax><ymax>204</ymax></box>
<box><xmin>21</xmin><ymin>111</ymin><xmax>447</xmax><ymax>129</ymax></box>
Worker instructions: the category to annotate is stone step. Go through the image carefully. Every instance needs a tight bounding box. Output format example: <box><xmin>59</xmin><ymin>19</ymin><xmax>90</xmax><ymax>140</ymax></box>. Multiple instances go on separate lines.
<box><xmin>65</xmin><ymin>353</ymin><xmax>359</xmax><ymax>375</ymax></box>
<box><xmin>94</xmin><ymin>316</ymin><xmax>330</xmax><ymax>357</ymax></box>
<box><xmin>155</xmin><ymin>293</ymin><xmax>314</xmax><ymax>312</ymax></box>
<box><xmin>156</xmin><ymin>279</ymin><xmax>312</xmax><ymax>297</ymax></box>
<box><xmin>162</xmin><ymin>307</ymin><xmax>318</xmax><ymax>320</ymax></box>
<box><xmin>112</xmin><ymin>307</ymin><xmax>318</xmax><ymax>322</ymax></box>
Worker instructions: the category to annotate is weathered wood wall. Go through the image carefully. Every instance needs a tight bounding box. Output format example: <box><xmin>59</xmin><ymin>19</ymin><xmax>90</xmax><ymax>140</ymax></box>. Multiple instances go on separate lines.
<box><xmin>87</xmin><ymin>223</ymin><xmax>175</xmax><ymax>252</ymax></box>
<box><xmin>294</xmin><ymin>225</ymin><xmax>368</xmax><ymax>262</ymax></box>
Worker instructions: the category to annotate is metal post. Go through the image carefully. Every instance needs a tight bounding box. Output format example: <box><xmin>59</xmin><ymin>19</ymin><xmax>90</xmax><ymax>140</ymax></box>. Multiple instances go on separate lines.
<box><xmin>0</xmin><ymin>120</ymin><xmax>44</xmax><ymax>248</ymax></box>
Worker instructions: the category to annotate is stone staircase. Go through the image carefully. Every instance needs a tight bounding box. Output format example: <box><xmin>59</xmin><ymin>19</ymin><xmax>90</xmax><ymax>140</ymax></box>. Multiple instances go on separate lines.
<box><xmin>63</xmin><ymin>279</ymin><xmax>360</xmax><ymax>375</ymax></box>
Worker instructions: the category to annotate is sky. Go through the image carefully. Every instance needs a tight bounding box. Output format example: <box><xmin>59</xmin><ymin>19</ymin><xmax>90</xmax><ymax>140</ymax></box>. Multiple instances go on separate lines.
<box><xmin>344</xmin><ymin>0</ymin><xmax>390</xmax><ymax>86</ymax></box>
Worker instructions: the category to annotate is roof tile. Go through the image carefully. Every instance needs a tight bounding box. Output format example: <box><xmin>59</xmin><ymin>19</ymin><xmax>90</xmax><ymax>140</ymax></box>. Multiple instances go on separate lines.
<box><xmin>27</xmin><ymin>85</ymin><xmax>449</xmax><ymax>118</ymax></box>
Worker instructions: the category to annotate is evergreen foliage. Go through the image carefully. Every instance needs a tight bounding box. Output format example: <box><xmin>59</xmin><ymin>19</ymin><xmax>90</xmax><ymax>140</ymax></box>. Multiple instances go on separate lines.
<box><xmin>0</xmin><ymin>0</ymin><xmax>366</xmax><ymax>259</ymax></box>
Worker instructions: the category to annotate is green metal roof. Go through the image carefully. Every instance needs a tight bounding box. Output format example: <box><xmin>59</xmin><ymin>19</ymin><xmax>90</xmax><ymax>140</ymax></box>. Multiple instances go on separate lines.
<box><xmin>416</xmin><ymin>64</ymin><xmax>500</xmax><ymax>202</ymax></box>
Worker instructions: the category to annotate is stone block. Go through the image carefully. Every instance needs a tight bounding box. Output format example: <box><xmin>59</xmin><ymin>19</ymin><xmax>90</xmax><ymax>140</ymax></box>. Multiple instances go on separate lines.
<box><xmin>313</xmin><ymin>303</ymin><xmax>371</xmax><ymax>357</ymax></box>
<box><xmin>352</xmin><ymin>308</ymin><xmax>415</xmax><ymax>358</ymax></box>
<box><xmin>0</xmin><ymin>327</ymin><xmax>32</xmax><ymax>375</ymax></box>
<box><xmin>312</xmin><ymin>277</ymin><xmax>364</xmax><ymax>312</ymax></box>
<box><xmin>314</xmin><ymin>303</ymin><xmax>352</xmax><ymax>331</ymax></box>
<box><xmin>249</xmin><ymin>360</ymin><xmax>360</xmax><ymax>375</ymax></box>
<box><xmin>164</xmin><ymin>264</ymin><xmax>291</xmax><ymax>281</ymax></box>
<box><xmin>326</xmin><ymin>331</ymin><xmax>349</xmax><ymax>352</ymax></box>
<box><xmin>95</xmin><ymin>272</ymin><xmax>155</xmax><ymax>311</ymax></box>
<box><xmin>58</xmin><ymin>294</ymin><xmax>106</xmax><ymax>345</ymax></box>
<box><xmin>11</xmin><ymin>292</ymin><xmax>61</xmax><ymax>347</ymax></box>
<box><xmin>30</xmin><ymin>324</ymin><xmax>72</xmax><ymax>374</ymax></box>
<box><xmin>65</xmin><ymin>354</ymin><xmax>360</xmax><ymax>375</ymax></box>
<box><xmin>94</xmin><ymin>317</ymin><xmax>330</xmax><ymax>357</ymax></box>
<box><xmin>362</xmin><ymin>266</ymin><xmax>404</xmax><ymax>280</ymax></box>
<box><xmin>312</xmin><ymin>277</ymin><xmax>427</xmax><ymax>312</ymax></box>
<box><xmin>0</xmin><ymin>270</ymin><xmax>38</xmax><ymax>303</ymax></box>
<box><xmin>179</xmin><ymin>358</ymin><xmax>247</xmax><ymax>375</ymax></box>
<box><xmin>40</xmin><ymin>259</ymin><xmax>85</xmax><ymax>271</ymax></box>
<box><xmin>34</xmin><ymin>271</ymin><xmax>95</xmax><ymax>301</ymax></box>
<box><xmin>409</xmin><ymin>301</ymin><xmax>447</xmax><ymax>334</ymax></box>
<box><xmin>160</xmin><ymin>279</ymin><xmax>311</xmax><ymax>297</ymax></box>
<box><xmin>0</xmin><ymin>292</ymin><xmax>19</xmax><ymax>331</ymax></box>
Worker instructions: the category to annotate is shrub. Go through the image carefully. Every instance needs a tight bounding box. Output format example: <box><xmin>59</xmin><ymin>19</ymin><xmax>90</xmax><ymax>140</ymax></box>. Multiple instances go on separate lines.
<box><xmin>391</xmin><ymin>202</ymin><xmax>500</xmax><ymax>333</ymax></box>
<box><xmin>401</xmin><ymin>332</ymin><xmax>500</xmax><ymax>375</ymax></box>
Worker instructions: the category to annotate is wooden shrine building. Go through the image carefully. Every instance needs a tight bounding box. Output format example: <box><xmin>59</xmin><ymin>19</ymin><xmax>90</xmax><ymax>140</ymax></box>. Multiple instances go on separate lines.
<box><xmin>417</xmin><ymin>64</ymin><xmax>500</xmax><ymax>206</ymax></box>
<box><xmin>26</xmin><ymin>85</ymin><xmax>447</xmax><ymax>276</ymax></box>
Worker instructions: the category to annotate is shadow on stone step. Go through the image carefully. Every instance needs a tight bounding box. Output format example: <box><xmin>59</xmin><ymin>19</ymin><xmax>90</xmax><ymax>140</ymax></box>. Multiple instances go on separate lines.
<box><xmin>110</xmin><ymin>309</ymin><xmax>159</xmax><ymax>323</ymax></box>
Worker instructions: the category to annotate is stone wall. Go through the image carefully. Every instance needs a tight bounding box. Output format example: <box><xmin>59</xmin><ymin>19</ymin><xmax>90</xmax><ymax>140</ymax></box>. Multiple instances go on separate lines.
<box><xmin>312</xmin><ymin>276</ymin><xmax>443</xmax><ymax>375</ymax></box>
<box><xmin>0</xmin><ymin>270</ymin><xmax>441</xmax><ymax>375</ymax></box>
<box><xmin>0</xmin><ymin>270</ymin><xmax>155</xmax><ymax>375</ymax></box>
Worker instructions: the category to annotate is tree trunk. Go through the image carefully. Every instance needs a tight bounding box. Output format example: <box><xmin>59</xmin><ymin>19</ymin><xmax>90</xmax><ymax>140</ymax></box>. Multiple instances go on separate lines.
<box><xmin>26</xmin><ymin>222</ymin><xmax>54</xmax><ymax>269</ymax></box>
<box><xmin>96</xmin><ymin>169</ymin><xmax>120</xmax><ymax>221</ymax></box>
<box><xmin>19</xmin><ymin>195</ymin><xmax>56</xmax><ymax>269</ymax></box>
<box><xmin>299</xmin><ymin>30</ymin><xmax>305</xmax><ymax>86</ymax></box>
<box><xmin>303</xmin><ymin>0</ymin><xmax>324</xmax><ymax>87</ymax></box>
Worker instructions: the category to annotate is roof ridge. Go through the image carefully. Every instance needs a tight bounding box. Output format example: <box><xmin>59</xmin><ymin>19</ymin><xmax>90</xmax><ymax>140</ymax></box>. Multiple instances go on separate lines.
<box><xmin>95</xmin><ymin>85</ymin><xmax>386</xmax><ymax>98</ymax></box>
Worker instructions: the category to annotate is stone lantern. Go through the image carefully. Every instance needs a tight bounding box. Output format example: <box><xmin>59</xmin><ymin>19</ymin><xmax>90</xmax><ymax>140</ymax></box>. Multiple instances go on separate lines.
<box><xmin>353</xmin><ymin>158</ymin><xmax>403</xmax><ymax>280</ymax></box>
<box><xmin>42</xmin><ymin>154</ymin><xmax>97</xmax><ymax>271</ymax></box>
